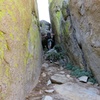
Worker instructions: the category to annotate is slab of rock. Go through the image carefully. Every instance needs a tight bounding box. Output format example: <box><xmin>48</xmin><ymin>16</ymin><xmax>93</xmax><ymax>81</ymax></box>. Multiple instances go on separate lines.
<box><xmin>50</xmin><ymin>74</ymin><xmax>69</xmax><ymax>84</ymax></box>
<box><xmin>42</xmin><ymin>96</ymin><xmax>53</xmax><ymax>100</ymax></box>
<box><xmin>45</xmin><ymin>89</ymin><xmax>54</xmax><ymax>93</ymax></box>
<box><xmin>54</xmin><ymin>82</ymin><xmax>100</xmax><ymax>100</ymax></box>
<box><xmin>78</xmin><ymin>76</ymin><xmax>88</xmax><ymax>83</ymax></box>
<box><xmin>42</xmin><ymin>63</ymin><xmax>49</xmax><ymax>68</ymax></box>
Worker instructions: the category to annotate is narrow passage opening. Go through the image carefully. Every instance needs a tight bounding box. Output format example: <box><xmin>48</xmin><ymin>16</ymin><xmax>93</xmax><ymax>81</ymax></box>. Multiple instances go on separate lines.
<box><xmin>37</xmin><ymin>0</ymin><xmax>55</xmax><ymax>50</ymax></box>
<box><xmin>37</xmin><ymin>0</ymin><xmax>50</xmax><ymax>23</ymax></box>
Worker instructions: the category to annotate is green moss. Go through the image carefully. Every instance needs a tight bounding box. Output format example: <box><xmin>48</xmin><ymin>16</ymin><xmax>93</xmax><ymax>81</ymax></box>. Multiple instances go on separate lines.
<box><xmin>49</xmin><ymin>0</ymin><xmax>53</xmax><ymax>4</ymax></box>
<box><xmin>0</xmin><ymin>31</ymin><xmax>7</xmax><ymax>59</ymax></box>
<box><xmin>24</xmin><ymin>15</ymin><xmax>41</xmax><ymax>67</ymax></box>
<box><xmin>52</xmin><ymin>11</ymin><xmax>62</xmax><ymax>42</ymax></box>
<box><xmin>9</xmin><ymin>33</ymin><xmax>14</xmax><ymax>40</ymax></box>
<box><xmin>0</xmin><ymin>0</ymin><xmax>4</xmax><ymax>3</ymax></box>
<box><xmin>7</xmin><ymin>8</ymin><xmax>16</xmax><ymax>22</ymax></box>
<box><xmin>56</xmin><ymin>11</ymin><xmax>61</xmax><ymax>20</ymax></box>
<box><xmin>65</xmin><ymin>21</ymin><xmax>70</xmax><ymax>34</ymax></box>
<box><xmin>61</xmin><ymin>21</ymin><xmax>70</xmax><ymax>39</ymax></box>
<box><xmin>0</xmin><ymin>11</ymin><xmax>5</xmax><ymax>21</ymax></box>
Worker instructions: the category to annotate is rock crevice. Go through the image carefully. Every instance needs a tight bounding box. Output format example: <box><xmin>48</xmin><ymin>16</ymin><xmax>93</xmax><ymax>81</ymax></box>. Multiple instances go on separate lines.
<box><xmin>49</xmin><ymin>0</ymin><xmax>100</xmax><ymax>83</ymax></box>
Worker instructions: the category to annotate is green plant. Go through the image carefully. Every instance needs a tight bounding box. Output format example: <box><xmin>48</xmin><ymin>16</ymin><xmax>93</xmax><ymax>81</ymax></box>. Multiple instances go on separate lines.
<box><xmin>88</xmin><ymin>77</ymin><xmax>97</xmax><ymax>84</ymax></box>
<box><xmin>65</xmin><ymin>63</ymin><xmax>97</xmax><ymax>84</ymax></box>
<box><xmin>46</xmin><ymin>51</ymin><xmax>66</xmax><ymax>61</ymax></box>
<box><xmin>71</xmin><ymin>67</ymin><xmax>93</xmax><ymax>78</ymax></box>
<box><xmin>45</xmin><ymin>44</ymin><xmax>66</xmax><ymax>61</ymax></box>
<box><xmin>65</xmin><ymin>63</ymin><xmax>74</xmax><ymax>70</ymax></box>
<box><xmin>46</xmin><ymin>51</ymin><xmax>59</xmax><ymax>61</ymax></box>
<box><xmin>54</xmin><ymin>44</ymin><xmax>63</xmax><ymax>52</ymax></box>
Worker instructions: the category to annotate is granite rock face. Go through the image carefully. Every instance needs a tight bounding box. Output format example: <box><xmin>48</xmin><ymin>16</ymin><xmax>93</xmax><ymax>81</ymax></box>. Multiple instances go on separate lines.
<box><xmin>0</xmin><ymin>0</ymin><xmax>42</xmax><ymax>100</ymax></box>
<box><xmin>49</xmin><ymin>0</ymin><xmax>100</xmax><ymax>83</ymax></box>
<box><xmin>54</xmin><ymin>82</ymin><xmax>100</xmax><ymax>100</ymax></box>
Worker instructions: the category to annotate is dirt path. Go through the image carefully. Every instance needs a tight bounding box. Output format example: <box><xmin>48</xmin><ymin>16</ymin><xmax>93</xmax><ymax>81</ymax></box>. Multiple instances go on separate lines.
<box><xmin>26</xmin><ymin>60</ymin><xmax>100</xmax><ymax>100</ymax></box>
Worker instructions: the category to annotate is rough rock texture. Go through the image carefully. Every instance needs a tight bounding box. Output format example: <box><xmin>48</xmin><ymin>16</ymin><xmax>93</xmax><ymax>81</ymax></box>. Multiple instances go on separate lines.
<box><xmin>49</xmin><ymin>0</ymin><xmax>100</xmax><ymax>83</ymax></box>
<box><xmin>54</xmin><ymin>82</ymin><xmax>100</xmax><ymax>100</ymax></box>
<box><xmin>50</xmin><ymin>74</ymin><xmax>70</xmax><ymax>84</ymax></box>
<box><xmin>40</xmin><ymin>20</ymin><xmax>51</xmax><ymax>35</ymax></box>
<box><xmin>0</xmin><ymin>0</ymin><xmax>42</xmax><ymax>100</ymax></box>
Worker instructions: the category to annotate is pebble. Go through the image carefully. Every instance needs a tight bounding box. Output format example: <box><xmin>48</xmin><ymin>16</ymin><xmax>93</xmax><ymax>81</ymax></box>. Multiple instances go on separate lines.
<box><xmin>45</xmin><ymin>89</ymin><xmax>54</xmax><ymax>93</ymax></box>
<box><xmin>42</xmin><ymin>96</ymin><xmax>53</xmax><ymax>100</ymax></box>
<box><xmin>78</xmin><ymin>76</ymin><xmax>88</xmax><ymax>83</ymax></box>
<box><xmin>59</xmin><ymin>71</ymin><xmax>65</xmax><ymax>74</ymax></box>
<box><xmin>47</xmin><ymin>80</ymin><xmax>52</xmax><ymax>86</ymax></box>
<box><xmin>54</xmin><ymin>61</ymin><xmax>59</xmax><ymax>65</ymax></box>
<box><xmin>42</xmin><ymin>72</ymin><xmax>46</xmax><ymax>77</ymax></box>
<box><xmin>42</xmin><ymin>63</ymin><xmax>49</xmax><ymax>68</ymax></box>
<box><xmin>66</xmin><ymin>74</ymin><xmax>71</xmax><ymax>78</ymax></box>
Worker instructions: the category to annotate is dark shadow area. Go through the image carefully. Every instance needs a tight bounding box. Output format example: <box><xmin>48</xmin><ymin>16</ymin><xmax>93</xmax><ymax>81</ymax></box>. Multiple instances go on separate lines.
<box><xmin>39</xmin><ymin>20</ymin><xmax>55</xmax><ymax>50</ymax></box>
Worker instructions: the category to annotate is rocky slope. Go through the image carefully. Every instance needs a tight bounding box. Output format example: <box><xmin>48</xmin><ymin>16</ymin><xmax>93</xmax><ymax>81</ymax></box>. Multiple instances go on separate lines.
<box><xmin>0</xmin><ymin>0</ymin><xmax>42</xmax><ymax>100</ymax></box>
<box><xmin>49</xmin><ymin>0</ymin><xmax>100</xmax><ymax>83</ymax></box>
<box><xmin>26</xmin><ymin>58</ymin><xmax>100</xmax><ymax>100</ymax></box>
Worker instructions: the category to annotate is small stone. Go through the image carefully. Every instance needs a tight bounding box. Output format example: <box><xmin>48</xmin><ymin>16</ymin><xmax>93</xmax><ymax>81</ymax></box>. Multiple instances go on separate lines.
<box><xmin>45</xmin><ymin>89</ymin><xmax>54</xmax><ymax>93</ymax></box>
<box><xmin>42</xmin><ymin>96</ymin><xmax>53</xmax><ymax>100</ymax></box>
<box><xmin>59</xmin><ymin>71</ymin><xmax>65</xmax><ymax>74</ymax></box>
<box><xmin>78</xmin><ymin>76</ymin><xmax>88</xmax><ymax>83</ymax></box>
<box><xmin>42</xmin><ymin>63</ymin><xmax>49</xmax><ymax>68</ymax></box>
<box><xmin>87</xmin><ymin>82</ymin><xmax>93</xmax><ymax>85</ymax></box>
<box><xmin>42</xmin><ymin>72</ymin><xmax>46</xmax><ymax>77</ymax></box>
<box><xmin>94</xmin><ymin>83</ymin><xmax>99</xmax><ymax>87</ymax></box>
<box><xmin>47</xmin><ymin>80</ymin><xmax>52</xmax><ymax>86</ymax></box>
<box><xmin>54</xmin><ymin>61</ymin><xmax>59</xmax><ymax>65</ymax></box>
<box><xmin>39</xmin><ymin>90</ymin><xmax>42</xmax><ymax>94</ymax></box>
<box><xmin>51</xmin><ymin>74</ymin><xmax>69</xmax><ymax>84</ymax></box>
<box><xmin>66</xmin><ymin>74</ymin><xmax>71</xmax><ymax>78</ymax></box>
<box><xmin>60</xmin><ymin>66</ymin><xmax>64</xmax><ymax>70</ymax></box>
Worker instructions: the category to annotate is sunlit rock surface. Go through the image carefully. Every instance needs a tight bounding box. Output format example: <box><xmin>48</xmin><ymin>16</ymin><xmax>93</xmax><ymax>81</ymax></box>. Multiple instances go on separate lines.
<box><xmin>0</xmin><ymin>0</ymin><xmax>42</xmax><ymax>100</ymax></box>
<box><xmin>54</xmin><ymin>82</ymin><xmax>100</xmax><ymax>100</ymax></box>
<box><xmin>49</xmin><ymin>0</ymin><xmax>100</xmax><ymax>83</ymax></box>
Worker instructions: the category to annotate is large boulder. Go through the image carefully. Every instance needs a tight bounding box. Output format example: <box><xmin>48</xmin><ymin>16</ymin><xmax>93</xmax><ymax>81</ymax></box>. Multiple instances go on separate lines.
<box><xmin>0</xmin><ymin>0</ymin><xmax>42</xmax><ymax>100</ymax></box>
<box><xmin>49</xmin><ymin>0</ymin><xmax>100</xmax><ymax>83</ymax></box>
<box><xmin>54</xmin><ymin>82</ymin><xmax>100</xmax><ymax>100</ymax></box>
<box><xmin>40</xmin><ymin>20</ymin><xmax>51</xmax><ymax>35</ymax></box>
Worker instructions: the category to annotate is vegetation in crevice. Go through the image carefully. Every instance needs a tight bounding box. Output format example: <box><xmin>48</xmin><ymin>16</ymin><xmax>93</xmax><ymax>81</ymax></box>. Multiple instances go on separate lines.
<box><xmin>45</xmin><ymin>41</ymin><xmax>97</xmax><ymax>85</ymax></box>
<box><xmin>65</xmin><ymin>63</ymin><xmax>97</xmax><ymax>84</ymax></box>
<box><xmin>45</xmin><ymin>44</ymin><xmax>66</xmax><ymax>62</ymax></box>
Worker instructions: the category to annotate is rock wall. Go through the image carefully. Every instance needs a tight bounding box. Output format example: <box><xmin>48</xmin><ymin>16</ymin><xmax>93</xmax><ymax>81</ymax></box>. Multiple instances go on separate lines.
<box><xmin>0</xmin><ymin>0</ymin><xmax>42</xmax><ymax>100</ymax></box>
<box><xmin>49</xmin><ymin>0</ymin><xmax>100</xmax><ymax>83</ymax></box>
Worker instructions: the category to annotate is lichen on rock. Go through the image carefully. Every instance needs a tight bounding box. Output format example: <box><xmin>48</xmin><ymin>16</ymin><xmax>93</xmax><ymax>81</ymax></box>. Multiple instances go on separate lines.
<box><xmin>49</xmin><ymin>0</ymin><xmax>100</xmax><ymax>84</ymax></box>
<box><xmin>0</xmin><ymin>0</ymin><xmax>42</xmax><ymax>100</ymax></box>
